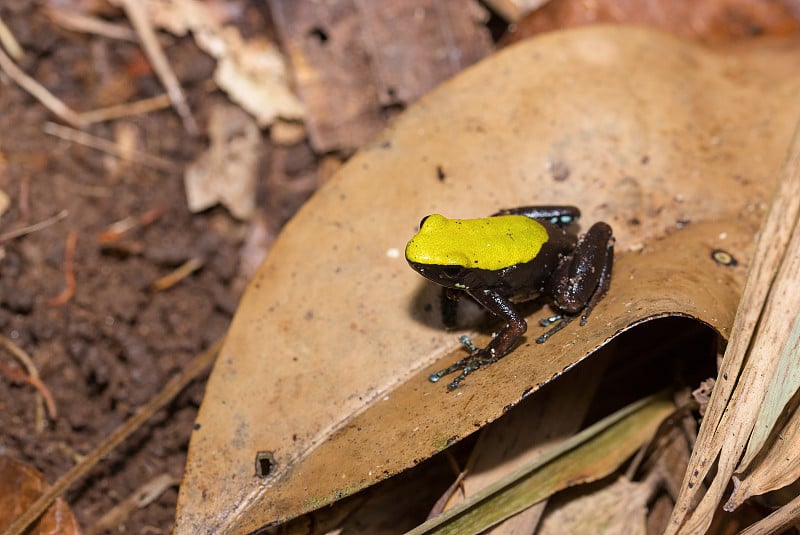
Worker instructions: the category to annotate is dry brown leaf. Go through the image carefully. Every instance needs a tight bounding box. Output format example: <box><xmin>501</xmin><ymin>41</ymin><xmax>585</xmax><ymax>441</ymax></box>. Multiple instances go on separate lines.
<box><xmin>503</xmin><ymin>0</ymin><xmax>800</xmax><ymax>45</ymax></box>
<box><xmin>185</xmin><ymin>102</ymin><xmax>259</xmax><ymax>219</ymax></box>
<box><xmin>727</xmin><ymin>400</ymin><xmax>800</xmax><ymax>511</ymax></box>
<box><xmin>174</xmin><ymin>27</ymin><xmax>800</xmax><ymax>534</ymax></box>
<box><xmin>0</xmin><ymin>455</ymin><xmax>82</xmax><ymax>535</ymax></box>
<box><xmin>144</xmin><ymin>0</ymin><xmax>305</xmax><ymax>126</ymax></box>
<box><xmin>538</xmin><ymin>476</ymin><xmax>654</xmax><ymax>535</ymax></box>
<box><xmin>268</xmin><ymin>0</ymin><xmax>493</xmax><ymax>153</ymax></box>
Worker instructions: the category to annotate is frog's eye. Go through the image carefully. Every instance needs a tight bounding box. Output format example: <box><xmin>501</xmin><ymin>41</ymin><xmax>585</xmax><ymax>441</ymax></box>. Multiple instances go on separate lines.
<box><xmin>419</xmin><ymin>215</ymin><xmax>431</xmax><ymax>229</ymax></box>
<box><xmin>441</xmin><ymin>266</ymin><xmax>463</xmax><ymax>279</ymax></box>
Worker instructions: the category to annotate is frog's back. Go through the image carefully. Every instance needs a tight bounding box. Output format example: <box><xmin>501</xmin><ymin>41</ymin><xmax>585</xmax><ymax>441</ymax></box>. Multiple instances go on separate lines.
<box><xmin>405</xmin><ymin>214</ymin><xmax>549</xmax><ymax>271</ymax></box>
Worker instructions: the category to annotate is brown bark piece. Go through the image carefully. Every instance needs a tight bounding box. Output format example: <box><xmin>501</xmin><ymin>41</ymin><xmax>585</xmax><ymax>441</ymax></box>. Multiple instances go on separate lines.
<box><xmin>503</xmin><ymin>0</ymin><xmax>800</xmax><ymax>45</ymax></box>
<box><xmin>268</xmin><ymin>0</ymin><xmax>492</xmax><ymax>153</ymax></box>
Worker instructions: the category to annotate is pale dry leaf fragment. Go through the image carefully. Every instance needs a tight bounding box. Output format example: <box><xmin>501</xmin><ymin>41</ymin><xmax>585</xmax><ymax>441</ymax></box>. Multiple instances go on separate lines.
<box><xmin>214</xmin><ymin>34</ymin><xmax>306</xmax><ymax>126</ymax></box>
<box><xmin>271</xmin><ymin>119</ymin><xmax>307</xmax><ymax>146</ymax></box>
<box><xmin>144</xmin><ymin>0</ymin><xmax>305</xmax><ymax>126</ymax></box>
<box><xmin>737</xmin><ymin>284</ymin><xmax>800</xmax><ymax>472</ymax></box>
<box><xmin>484</xmin><ymin>0</ymin><xmax>552</xmax><ymax>22</ymax></box>
<box><xmin>723</xmin><ymin>238</ymin><xmax>800</xmax><ymax>510</ymax></box>
<box><xmin>537</xmin><ymin>476</ymin><xmax>653</xmax><ymax>535</ymax></box>
<box><xmin>0</xmin><ymin>189</ymin><xmax>9</xmax><ymax>218</ymax></box>
<box><xmin>185</xmin><ymin>102</ymin><xmax>259</xmax><ymax>219</ymax></box>
<box><xmin>726</xmin><ymin>388</ymin><xmax>800</xmax><ymax>511</ymax></box>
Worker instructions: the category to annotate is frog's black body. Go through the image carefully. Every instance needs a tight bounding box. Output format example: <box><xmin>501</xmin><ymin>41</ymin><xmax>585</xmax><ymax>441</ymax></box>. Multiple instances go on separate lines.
<box><xmin>405</xmin><ymin>205</ymin><xmax>614</xmax><ymax>390</ymax></box>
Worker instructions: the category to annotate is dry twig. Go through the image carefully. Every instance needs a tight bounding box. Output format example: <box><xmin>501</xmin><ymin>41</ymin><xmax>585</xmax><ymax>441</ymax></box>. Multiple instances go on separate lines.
<box><xmin>43</xmin><ymin>122</ymin><xmax>179</xmax><ymax>172</ymax></box>
<box><xmin>87</xmin><ymin>473</ymin><xmax>180</xmax><ymax>535</ymax></box>
<box><xmin>152</xmin><ymin>257</ymin><xmax>205</xmax><ymax>291</ymax></box>
<box><xmin>0</xmin><ymin>335</ymin><xmax>57</xmax><ymax>429</ymax></box>
<box><xmin>0</xmin><ymin>209</ymin><xmax>68</xmax><ymax>242</ymax></box>
<box><xmin>0</xmin><ymin>42</ymin><xmax>85</xmax><ymax>129</ymax></box>
<box><xmin>115</xmin><ymin>0</ymin><xmax>198</xmax><ymax>134</ymax></box>
<box><xmin>0</xmin><ymin>360</ymin><xmax>58</xmax><ymax>421</ymax></box>
<box><xmin>0</xmin><ymin>15</ymin><xmax>23</xmax><ymax>59</ymax></box>
<box><xmin>97</xmin><ymin>205</ymin><xmax>167</xmax><ymax>244</ymax></box>
<box><xmin>47</xmin><ymin>230</ymin><xmax>78</xmax><ymax>306</ymax></box>
<box><xmin>80</xmin><ymin>94</ymin><xmax>172</xmax><ymax>124</ymax></box>
<box><xmin>43</xmin><ymin>6</ymin><xmax>138</xmax><ymax>42</ymax></box>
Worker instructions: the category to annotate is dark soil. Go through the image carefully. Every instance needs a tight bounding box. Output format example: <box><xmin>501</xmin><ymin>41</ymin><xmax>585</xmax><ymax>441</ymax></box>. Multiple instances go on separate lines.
<box><xmin>0</xmin><ymin>2</ymin><xmax>318</xmax><ymax>532</ymax></box>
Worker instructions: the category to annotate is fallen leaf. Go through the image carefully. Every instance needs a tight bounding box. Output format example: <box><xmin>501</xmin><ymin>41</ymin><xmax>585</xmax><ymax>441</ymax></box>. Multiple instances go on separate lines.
<box><xmin>537</xmin><ymin>477</ymin><xmax>652</xmax><ymax>535</ymax></box>
<box><xmin>0</xmin><ymin>455</ymin><xmax>82</xmax><ymax>534</ymax></box>
<box><xmin>268</xmin><ymin>0</ymin><xmax>493</xmax><ymax>152</ymax></box>
<box><xmin>503</xmin><ymin>0</ymin><xmax>800</xmax><ymax>45</ymax></box>
<box><xmin>144</xmin><ymin>0</ymin><xmax>305</xmax><ymax>125</ymax></box>
<box><xmin>184</xmin><ymin>102</ymin><xmax>259</xmax><ymax>219</ymax></box>
<box><xmin>726</xmin><ymin>395</ymin><xmax>800</xmax><ymax>512</ymax></box>
<box><xmin>174</xmin><ymin>27</ymin><xmax>800</xmax><ymax>534</ymax></box>
<box><xmin>409</xmin><ymin>393</ymin><xmax>674</xmax><ymax>535</ymax></box>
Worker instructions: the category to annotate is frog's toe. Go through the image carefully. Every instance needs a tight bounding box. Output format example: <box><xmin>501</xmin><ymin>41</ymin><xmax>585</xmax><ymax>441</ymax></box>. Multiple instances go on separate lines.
<box><xmin>539</xmin><ymin>313</ymin><xmax>563</xmax><ymax>327</ymax></box>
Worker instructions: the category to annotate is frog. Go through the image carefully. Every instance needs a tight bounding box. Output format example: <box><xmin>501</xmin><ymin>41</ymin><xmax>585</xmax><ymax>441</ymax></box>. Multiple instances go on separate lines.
<box><xmin>405</xmin><ymin>205</ymin><xmax>614</xmax><ymax>391</ymax></box>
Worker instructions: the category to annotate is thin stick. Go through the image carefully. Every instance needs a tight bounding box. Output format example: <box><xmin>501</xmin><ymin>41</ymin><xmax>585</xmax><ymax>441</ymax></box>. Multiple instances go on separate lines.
<box><xmin>47</xmin><ymin>230</ymin><xmax>78</xmax><ymax>306</ymax></box>
<box><xmin>0</xmin><ymin>15</ymin><xmax>23</xmax><ymax>59</ymax></box>
<box><xmin>737</xmin><ymin>490</ymin><xmax>800</xmax><ymax>535</ymax></box>
<box><xmin>87</xmin><ymin>473</ymin><xmax>180</xmax><ymax>535</ymax></box>
<box><xmin>0</xmin><ymin>209</ymin><xmax>68</xmax><ymax>242</ymax></box>
<box><xmin>43</xmin><ymin>122</ymin><xmax>179</xmax><ymax>172</ymax></box>
<box><xmin>0</xmin><ymin>335</ymin><xmax>54</xmax><ymax>429</ymax></box>
<box><xmin>0</xmin><ymin>360</ymin><xmax>58</xmax><ymax>422</ymax></box>
<box><xmin>43</xmin><ymin>6</ymin><xmax>138</xmax><ymax>42</ymax></box>
<box><xmin>0</xmin><ymin>44</ymin><xmax>85</xmax><ymax>129</ymax></box>
<box><xmin>79</xmin><ymin>93</ymin><xmax>172</xmax><ymax>124</ymax></box>
<box><xmin>117</xmin><ymin>0</ymin><xmax>198</xmax><ymax>135</ymax></box>
<box><xmin>97</xmin><ymin>204</ymin><xmax>166</xmax><ymax>244</ymax></box>
<box><xmin>5</xmin><ymin>337</ymin><xmax>224</xmax><ymax>535</ymax></box>
<box><xmin>151</xmin><ymin>257</ymin><xmax>205</xmax><ymax>291</ymax></box>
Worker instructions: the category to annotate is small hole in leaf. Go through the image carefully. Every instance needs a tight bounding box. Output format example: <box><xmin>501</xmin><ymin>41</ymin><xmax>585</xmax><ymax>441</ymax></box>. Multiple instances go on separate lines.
<box><xmin>309</xmin><ymin>27</ymin><xmax>329</xmax><ymax>44</ymax></box>
<box><xmin>255</xmin><ymin>451</ymin><xmax>276</xmax><ymax>478</ymax></box>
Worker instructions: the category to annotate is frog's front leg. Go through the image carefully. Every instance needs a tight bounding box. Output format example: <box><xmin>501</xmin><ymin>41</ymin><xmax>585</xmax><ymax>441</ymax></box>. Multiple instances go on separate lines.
<box><xmin>429</xmin><ymin>289</ymin><xmax>526</xmax><ymax>390</ymax></box>
<box><xmin>538</xmin><ymin>221</ymin><xmax>614</xmax><ymax>343</ymax></box>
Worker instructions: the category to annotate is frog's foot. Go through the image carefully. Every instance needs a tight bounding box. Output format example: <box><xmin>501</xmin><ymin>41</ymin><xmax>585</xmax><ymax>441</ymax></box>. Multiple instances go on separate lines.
<box><xmin>539</xmin><ymin>314</ymin><xmax>562</xmax><ymax>327</ymax></box>
<box><xmin>428</xmin><ymin>337</ymin><xmax>498</xmax><ymax>391</ymax></box>
<box><xmin>536</xmin><ymin>313</ymin><xmax>577</xmax><ymax>343</ymax></box>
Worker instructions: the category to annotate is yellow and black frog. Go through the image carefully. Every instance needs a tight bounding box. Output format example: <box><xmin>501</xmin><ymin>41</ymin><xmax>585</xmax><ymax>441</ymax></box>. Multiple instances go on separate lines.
<box><xmin>406</xmin><ymin>206</ymin><xmax>614</xmax><ymax>390</ymax></box>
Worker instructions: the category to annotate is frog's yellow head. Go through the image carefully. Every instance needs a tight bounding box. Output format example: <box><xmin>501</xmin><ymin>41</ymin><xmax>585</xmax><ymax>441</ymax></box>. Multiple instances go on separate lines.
<box><xmin>405</xmin><ymin>214</ymin><xmax>549</xmax><ymax>271</ymax></box>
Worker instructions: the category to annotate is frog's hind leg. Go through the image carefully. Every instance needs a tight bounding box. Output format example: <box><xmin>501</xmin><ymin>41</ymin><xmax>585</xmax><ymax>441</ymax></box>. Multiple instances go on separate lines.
<box><xmin>538</xmin><ymin>222</ymin><xmax>614</xmax><ymax>342</ymax></box>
